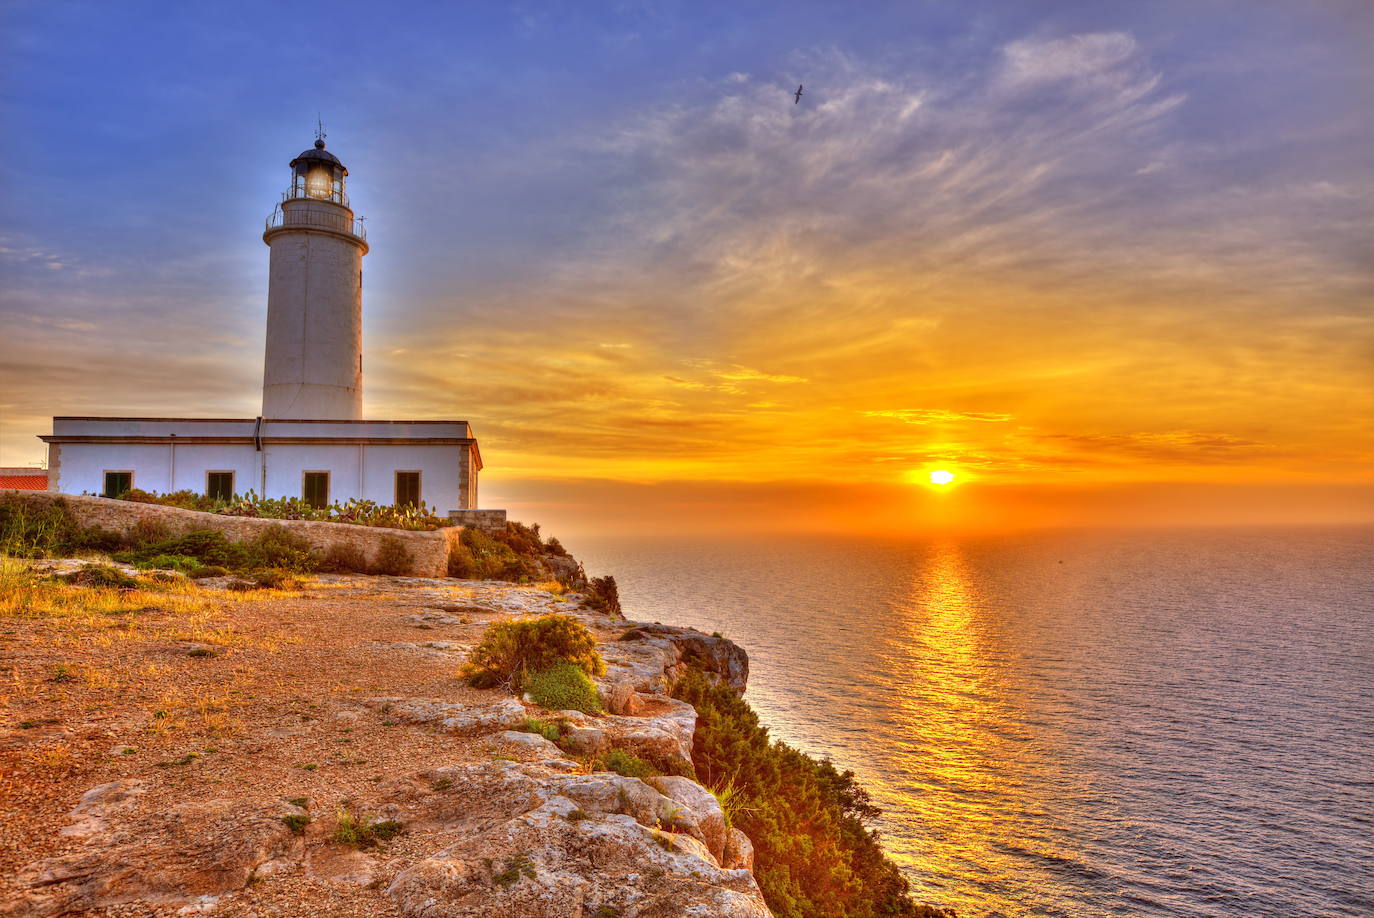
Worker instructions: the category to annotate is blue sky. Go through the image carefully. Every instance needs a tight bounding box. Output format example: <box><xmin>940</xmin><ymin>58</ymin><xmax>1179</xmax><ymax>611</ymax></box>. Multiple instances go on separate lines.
<box><xmin>2</xmin><ymin>1</ymin><xmax>1371</xmax><ymax>532</ymax></box>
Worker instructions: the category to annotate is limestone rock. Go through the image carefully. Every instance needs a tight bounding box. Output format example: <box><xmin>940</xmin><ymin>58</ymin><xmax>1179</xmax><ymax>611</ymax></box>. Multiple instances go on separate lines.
<box><xmin>724</xmin><ymin>827</ymin><xmax>756</xmax><ymax>871</ymax></box>
<box><xmin>387</xmin><ymin>788</ymin><xmax>770</xmax><ymax>918</ymax></box>
<box><xmin>58</xmin><ymin>779</ymin><xmax>147</xmax><ymax>839</ymax></box>
<box><xmin>647</xmin><ymin>775</ymin><xmax>728</xmax><ymax>862</ymax></box>
<box><xmin>371</xmin><ymin>696</ymin><xmax>528</xmax><ymax>734</ymax></box>
<box><xmin>8</xmin><ymin>796</ymin><xmax>294</xmax><ymax>916</ymax></box>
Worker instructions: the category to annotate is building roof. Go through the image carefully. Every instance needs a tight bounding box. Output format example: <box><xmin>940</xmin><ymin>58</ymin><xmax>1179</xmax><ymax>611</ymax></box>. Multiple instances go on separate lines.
<box><xmin>0</xmin><ymin>474</ymin><xmax>48</xmax><ymax>490</ymax></box>
<box><xmin>290</xmin><ymin>139</ymin><xmax>345</xmax><ymax>170</ymax></box>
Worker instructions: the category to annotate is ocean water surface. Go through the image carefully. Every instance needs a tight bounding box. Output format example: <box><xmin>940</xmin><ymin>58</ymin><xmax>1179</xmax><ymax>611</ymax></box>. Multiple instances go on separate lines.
<box><xmin>571</xmin><ymin>526</ymin><xmax>1374</xmax><ymax>917</ymax></box>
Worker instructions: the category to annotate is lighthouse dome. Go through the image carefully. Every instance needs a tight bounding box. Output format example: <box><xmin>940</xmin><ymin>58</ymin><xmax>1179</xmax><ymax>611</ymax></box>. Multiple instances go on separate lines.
<box><xmin>289</xmin><ymin>139</ymin><xmax>345</xmax><ymax>171</ymax></box>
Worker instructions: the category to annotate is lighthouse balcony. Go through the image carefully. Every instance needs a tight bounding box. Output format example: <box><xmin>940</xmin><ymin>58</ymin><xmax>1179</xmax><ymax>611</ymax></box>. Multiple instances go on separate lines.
<box><xmin>265</xmin><ymin>201</ymin><xmax>367</xmax><ymax>244</ymax></box>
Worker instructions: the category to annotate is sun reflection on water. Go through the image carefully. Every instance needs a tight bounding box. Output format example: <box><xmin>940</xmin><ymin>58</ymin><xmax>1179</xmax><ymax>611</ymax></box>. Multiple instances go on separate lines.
<box><xmin>882</xmin><ymin>542</ymin><xmax>1082</xmax><ymax>916</ymax></box>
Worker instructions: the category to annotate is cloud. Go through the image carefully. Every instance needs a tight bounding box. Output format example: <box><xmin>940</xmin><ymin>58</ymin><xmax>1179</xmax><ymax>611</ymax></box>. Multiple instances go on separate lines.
<box><xmin>712</xmin><ymin>366</ymin><xmax>808</xmax><ymax>384</ymax></box>
<box><xmin>999</xmin><ymin>32</ymin><xmax>1141</xmax><ymax>89</ymax></box>
<box><xmin>865</xmin><ymin>409</ymin><xmax>1012</xmax><ymax>425</ymax></box>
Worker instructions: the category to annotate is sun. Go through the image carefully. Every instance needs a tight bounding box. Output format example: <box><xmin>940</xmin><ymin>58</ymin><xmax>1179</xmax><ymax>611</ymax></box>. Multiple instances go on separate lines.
<box><xmin>929</xmin><ymin>469</ymin><xmax>956</xmax><ymax>486</ymax></box>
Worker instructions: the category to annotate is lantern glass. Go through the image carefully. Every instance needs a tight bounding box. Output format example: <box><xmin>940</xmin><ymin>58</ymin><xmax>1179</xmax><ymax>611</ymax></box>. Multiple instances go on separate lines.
<box><xmin>305</xmin><ymin>164</ymin><xmax>333</xmax><ymax>199</ymax></box>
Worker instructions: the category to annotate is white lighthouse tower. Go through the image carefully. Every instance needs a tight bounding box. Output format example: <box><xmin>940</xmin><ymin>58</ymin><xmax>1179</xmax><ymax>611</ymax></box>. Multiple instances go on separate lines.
<box><xmin>39</xmin><ymin>133</ymin><xmax>503</xmax><ymax>523</ymax></box>
<box><xmin>261</xmin><ymin>136</ymin><xmax>367</xmax><ymax>419</ymax></box>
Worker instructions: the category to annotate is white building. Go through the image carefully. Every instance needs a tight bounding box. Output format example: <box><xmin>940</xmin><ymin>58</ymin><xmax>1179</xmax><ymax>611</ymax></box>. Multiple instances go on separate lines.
<box><xmin>42</xmin><ymin>137</ymin><xmax>488</xmax><ymax>516</ymax></box>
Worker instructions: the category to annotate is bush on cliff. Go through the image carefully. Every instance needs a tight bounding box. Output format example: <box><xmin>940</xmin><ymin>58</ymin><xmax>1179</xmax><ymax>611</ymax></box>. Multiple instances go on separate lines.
<box><xmin>583</xmin><ymin>575</ymin><xmax>621</xmax><ymax>617</ymax></box>
<box><xmin>447</xmin><ymin>521</ymin><xmax>575</xmax><ymax>585</ymax></box>
<box><xmin>463</xmin><ymin>614</ymin><xmax>605</xmax><ymax>691</ymax></box>
<box><xmin>672</xmin><ymin>669</ymin><xmax>949</xmax><ymax>918</ymax></box>
<box><xmin>526</xmin><ymin>661</ymin><xmax>603</xmax><ymax>714</ymax></box>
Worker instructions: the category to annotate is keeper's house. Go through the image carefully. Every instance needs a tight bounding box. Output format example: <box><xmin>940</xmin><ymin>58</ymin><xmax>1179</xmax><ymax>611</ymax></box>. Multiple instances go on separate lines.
<box><xmin>38</xmin><ymin>137</ymin><xmax>496</xmax><ymax>522</ymax></box>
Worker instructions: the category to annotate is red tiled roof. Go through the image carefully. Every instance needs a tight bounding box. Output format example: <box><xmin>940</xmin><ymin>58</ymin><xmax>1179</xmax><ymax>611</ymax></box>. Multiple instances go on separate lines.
<box><xmin>0</xmin><ymin>475</ymin><xmax>48</xmax><ymax>490</ymax></box>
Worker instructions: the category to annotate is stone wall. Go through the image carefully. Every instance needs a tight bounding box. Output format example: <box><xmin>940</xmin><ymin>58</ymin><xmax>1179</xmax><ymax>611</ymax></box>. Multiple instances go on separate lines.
<box><xmin>3</xmin><ymin>491</ymin><xmax>455</xmax><ymax>577</ymax></box>
<box><xmin>447</xmin><ymin>509</ymin><xmax>507</xmax><ymax>531</ymax></box>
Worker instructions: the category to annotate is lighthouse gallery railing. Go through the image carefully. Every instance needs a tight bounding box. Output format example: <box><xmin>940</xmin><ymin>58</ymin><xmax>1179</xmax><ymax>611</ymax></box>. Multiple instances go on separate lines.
<box><xmin>264</xmin><ymin>205</ymin><xmax>367</xmax><ymax>242</ymax></box>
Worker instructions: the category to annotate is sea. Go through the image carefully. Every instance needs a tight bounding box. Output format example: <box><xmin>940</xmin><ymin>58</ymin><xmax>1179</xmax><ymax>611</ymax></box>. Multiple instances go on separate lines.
<box><xmin>572</xmin><ymin>525</ymin><xmax>1374</xmax><ymax>918</ymax></box>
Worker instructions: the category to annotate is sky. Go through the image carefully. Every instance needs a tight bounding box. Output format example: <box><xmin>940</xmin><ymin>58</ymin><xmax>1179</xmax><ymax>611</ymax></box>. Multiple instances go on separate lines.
<box><xmin>2</xmin><ymin>1</ymin><xmax>1371</xmax><ymax>538</ymax></box>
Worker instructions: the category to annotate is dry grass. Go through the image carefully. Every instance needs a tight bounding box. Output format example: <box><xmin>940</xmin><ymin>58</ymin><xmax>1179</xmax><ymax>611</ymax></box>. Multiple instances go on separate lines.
<box><xmin>0</xmin><ymin>559</ymin><xmax>298</xmax><ymax>651</ymax></box>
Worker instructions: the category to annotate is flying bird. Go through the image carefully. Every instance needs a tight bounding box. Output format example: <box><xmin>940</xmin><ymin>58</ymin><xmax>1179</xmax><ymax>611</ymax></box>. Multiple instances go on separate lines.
<box><xmin>794</xmin><ymin>84</ymin><xmax>804</xmax><ymax>104</ymax></box>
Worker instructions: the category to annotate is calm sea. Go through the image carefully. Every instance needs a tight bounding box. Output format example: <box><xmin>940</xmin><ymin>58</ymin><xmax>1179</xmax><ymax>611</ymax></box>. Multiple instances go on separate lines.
<box><xmin>571</xmin><ymin>526</ymin><xmax>1374</xmax><ymax>917</ymax></box>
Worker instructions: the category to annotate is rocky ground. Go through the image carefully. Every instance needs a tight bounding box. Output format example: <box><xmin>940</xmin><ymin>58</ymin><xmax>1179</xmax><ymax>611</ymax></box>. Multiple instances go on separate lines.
<box><xmin>0</xmin><ymin>563</ymin><xmax>770</xmax><ymax>917</ymax></box>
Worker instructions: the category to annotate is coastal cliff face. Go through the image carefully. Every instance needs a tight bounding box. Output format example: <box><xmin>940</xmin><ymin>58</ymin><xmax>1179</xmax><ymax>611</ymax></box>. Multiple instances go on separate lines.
<box><xmin>0</xmin><ymin>566</ymin><xmax>772</xmax><ymax>917</ymax></box>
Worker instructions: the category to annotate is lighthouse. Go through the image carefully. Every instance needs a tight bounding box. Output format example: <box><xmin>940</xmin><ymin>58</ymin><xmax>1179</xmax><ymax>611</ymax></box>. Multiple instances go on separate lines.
<box><xmin>261</xmin><ymin>137</ymin><xmax>367</xmax><ymax>420</ymax></box>
<box><xmin>38</xmin><ymin>134</ymin><xmax>502</xmax><ymax>526</ymax></box>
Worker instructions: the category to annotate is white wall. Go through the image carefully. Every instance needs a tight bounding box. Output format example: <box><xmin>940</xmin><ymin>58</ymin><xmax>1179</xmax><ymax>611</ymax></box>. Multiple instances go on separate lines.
<box><xmin>54</xmin><ymin>441</ymin><xmax>467</xmax><ymax>511</ymax></box>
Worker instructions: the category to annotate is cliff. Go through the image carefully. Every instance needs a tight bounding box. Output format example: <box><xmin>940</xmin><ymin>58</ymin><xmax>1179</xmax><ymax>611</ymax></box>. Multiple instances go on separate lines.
<box><xmin>0</xmin><ymin>562</ymin><xmax>773</xmax><ymax>916</ymax></box>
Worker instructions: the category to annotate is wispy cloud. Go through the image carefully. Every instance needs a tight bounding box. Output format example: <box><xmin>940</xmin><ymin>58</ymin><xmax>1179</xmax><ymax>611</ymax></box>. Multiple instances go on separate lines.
<box><xmin>865</xmin><ymin>409</ymin><xmax>1013</xmax><ymax>425</ymax></box>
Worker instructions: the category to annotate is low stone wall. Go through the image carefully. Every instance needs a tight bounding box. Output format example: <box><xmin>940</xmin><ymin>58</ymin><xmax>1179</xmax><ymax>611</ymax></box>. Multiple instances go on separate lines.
<box><xmin>447</xmin><ymin>509</ymin><xmax>507</xmax><ymax>531</ymax></box>
<box><xmin>3</xmin><ymin>491</ymin><xmax>456</xmax><ymax>577</ymax></box>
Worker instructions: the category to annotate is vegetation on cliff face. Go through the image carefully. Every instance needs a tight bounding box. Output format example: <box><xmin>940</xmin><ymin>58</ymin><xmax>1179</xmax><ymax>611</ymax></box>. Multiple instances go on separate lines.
<box><xmin>673</xmin><ymin>668</ymin><xmax>950</xmax><ymax>918</ymax></box>
<box><xmin>446</xmin><ymin>521</ymin><xmax>576</xmax><ymax>584</ymax></box>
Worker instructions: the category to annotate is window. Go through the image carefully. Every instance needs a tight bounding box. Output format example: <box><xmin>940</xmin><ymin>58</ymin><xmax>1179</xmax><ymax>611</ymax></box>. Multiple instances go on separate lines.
<box><xmin>395</xmin><ymin>471</ymin><xmax>421</xmax><ymax>508</ymax></box>
<box><xmin>206</xmin><ymin>471</ymin><xmax>235</xmax><ymax>501</ymax></box>
<box><xmin>302</xmin><ymin>471</ymin><xmax>330</xmax><ymax>509</ymax></box>
<box><xmin>102</xmin><ymin>471</ymin><xmax>132</xmax><ymax>498</ymax></box>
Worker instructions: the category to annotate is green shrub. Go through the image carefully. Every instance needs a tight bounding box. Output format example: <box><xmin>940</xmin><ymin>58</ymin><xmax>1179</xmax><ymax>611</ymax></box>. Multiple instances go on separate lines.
<box><xmin>63</xmin><ymin>564</ymin><xmax>139</xmax><ymax>589</ymax></box>
<box><xmin>248</xmin><ymin>568</ymin><xmax>300</xmax><ymax>590</ymax></box>
<box><xmin>191</xmin><ymin>565</ymin><xmax>229</xmax><ymax>579</ymax></box>
<box><xmin>133</xmin><ymin>553</ymin><xmax>202</xmax><ymax>574</ymax></box>
<box><xmin>280</xmin><ymin>813</ymin><xmax>311</xmax><ymax>834</ymax></box>
<box><xmin>517</xmin><ymin>717</ymin><xmax>566</xmax><ymax>743</ymax></box>
<box><xmin>527</xmin><ymin>662</ymin><xmax>603</xmax><ymax>714</ymax></box>
<box><xmin>584</xmin><ymin>576</ymin><xmax>621</xmax><ymax>617</ymax></box>
<box><xmin>492</xmin><ymin>853</ymin><xmax>536</xmax><ymax>886</ymax></box>
<box><xmin>373</xmin><ymin>535</ymin><xmax>412</xmax><ymax>576</ymax></box>
<box><xmin>115</xmin><ymin>489</ymin><xmax>447</xmax><ymax>530</ymax></box>
<box><xmin>463</xmin><ymin>613</ymin><xmax>605</xmax><ymax>691</ymax></box>
<box><xmin>447</xmin><ymin>521</ymin><xmax>575</xmax><ymax>584</ymax></box>
<box><xmin>114</xmin><ymin>526</ymin><xmax>318</xmax><ymax>573</ymax></box>
<box><xmin>0</xmin><ymin>496</ymin><xmax>84</xmax><ymax>558</ymax></box>
<box><xmin>319</xmin><ymin>543</ymin><xmax>368</xmax><ymax>574</ymax></box>
<box><xmin>239</xmin><ymin>526</ymin><xmax>317</xmax><ymax>572</ymax></box>
<box><xmin>596</xmin><ymin>748</ymin><xmax>655</xmax><ymax>779</ymax></box>
<box><xmin>332</xmin><ymin>807</ymin><xmax>405</xmax><ymax>847</ymax></box>
<box><xmin>672</xmin><ymin>669</ymin><xmax>948</xmax><ymax>918</ymax></box>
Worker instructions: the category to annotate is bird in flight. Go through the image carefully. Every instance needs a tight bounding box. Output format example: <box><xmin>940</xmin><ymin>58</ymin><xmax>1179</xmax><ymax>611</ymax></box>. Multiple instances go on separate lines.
<box><xmin>794</xmin><ymin>84</ymin><xmax>804</xmax><ymax>104</ymax></box>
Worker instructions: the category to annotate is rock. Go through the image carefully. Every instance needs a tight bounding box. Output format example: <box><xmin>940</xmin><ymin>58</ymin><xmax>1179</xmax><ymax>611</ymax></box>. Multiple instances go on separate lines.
<box><xmin>558</xmin><ymin>725</ymin><xmax>608</xmax><ymax>757</ymax></box>
<box><xmin>599</xmin><ymin>678</ymin><xmax>636</xmax><ymax>715</ymax></box>
<box><xmin>10</xmin><ymin>797</ymin><xmax>294</xmax><ymax>916</ymax></box>
<box><xmin>386</xmin><ymin>788</ymin><xmax>771</xmax><ymax>918</ymax></box>
<box><xmin>59</xmin><ymin>779</ymin><xmax>147</xmax><ymax>839</ymax></box>
<box><xmin>633</xmin><ymin>623</ymin><xmax>750</xmax><ymax>693</ymax></box>
<box><xmin>495</xmin><ymin>730</ymin><xmax>563</xmax><ymax>757</ymax></box>
<box><xmin>724</xmin><ymin>827</ymin><xmax>755</xmax><ymax>871</ymax></box>
<box><xmin>544</xmin><ymin>773</ymin><xmax>687</xmax><ymax>834</ymax></box>
<box><xmin>647</xmin><ymin>775</ymin><xmax>728</xmax><ymax>862</ymax></box>
<box><xmin>307</xmin><ymin>847</ymin><xmax>377</xmax><ymax>886</ymax></box>
<box><xmin>371</xmin><ymin>696</ymin><xmax>527</xmax><ymax>734</ymax></box>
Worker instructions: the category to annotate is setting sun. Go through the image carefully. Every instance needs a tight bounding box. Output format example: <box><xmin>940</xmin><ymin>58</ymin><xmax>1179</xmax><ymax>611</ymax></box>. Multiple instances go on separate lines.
<box><xmin>930</xmin><ymin>470</ymin><xmax>956</xmax><ymax>486</ymax></box>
